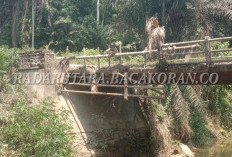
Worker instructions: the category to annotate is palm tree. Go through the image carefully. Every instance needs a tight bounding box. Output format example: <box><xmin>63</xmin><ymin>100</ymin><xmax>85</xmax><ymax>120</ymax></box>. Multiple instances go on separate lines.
<box><xmin>32</xmin><ymin>0</ymin><xmax>35</xmax><ymax>49</ymax></box>
<box><xmin>165</xmin><ymin>85</ymin><xmax>206</xmax><ymax>142</ymax></box>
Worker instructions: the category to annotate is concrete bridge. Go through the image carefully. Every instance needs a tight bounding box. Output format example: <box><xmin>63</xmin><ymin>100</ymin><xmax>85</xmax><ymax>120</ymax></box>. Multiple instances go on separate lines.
<box><xmin>17</xmin><ymin>36</ymin><xmax>232</xmax><ymax>156</ymax></box>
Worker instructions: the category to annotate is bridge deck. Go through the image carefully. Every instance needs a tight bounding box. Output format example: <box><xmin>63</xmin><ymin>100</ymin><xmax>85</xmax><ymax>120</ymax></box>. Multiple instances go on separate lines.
<box><xmin>67</xmin><ymin>62</ymin><xmax>232</xmax><ymax>85</ymax></box>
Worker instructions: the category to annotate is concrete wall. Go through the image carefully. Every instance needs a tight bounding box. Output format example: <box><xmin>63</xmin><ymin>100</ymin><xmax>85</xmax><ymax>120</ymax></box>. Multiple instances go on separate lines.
<box><xmin>18</xmin><ymin>50</ymin><xmax>57</xmax><ymax>99</ymax></box>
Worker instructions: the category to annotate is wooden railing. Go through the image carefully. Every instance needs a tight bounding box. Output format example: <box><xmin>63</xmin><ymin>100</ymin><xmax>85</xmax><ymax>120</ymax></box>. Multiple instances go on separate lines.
<box><xmin>57</xmin><ymin>50</ymin><xmax>159</xmax><ymax>68</ymax></box>
<box><xmin>62</xmin><ymin>83</ymin><xmax>165</xmax><ymax>100</ymax></box>
<box><xmin>57</xmin><ymin>36</ymin><xmax>232</xmax><ymax>69</ymax></box>
<box><xmin>161</xmin><ymin>36</ymin><xmax>232</xmax><ymax>66</ymax></box>
<box><xmin>59</xmin><ymin>36</ymin><xmax>232</xmax><ymax>99</ymax></box>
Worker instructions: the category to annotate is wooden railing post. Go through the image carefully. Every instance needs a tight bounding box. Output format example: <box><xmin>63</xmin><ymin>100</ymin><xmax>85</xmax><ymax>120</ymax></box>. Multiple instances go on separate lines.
<box><xmin>143</xmin><ymin>53</ymin><xmax>147</xmax><ymax>68</ymax></box>
<box><xmin>205</xmin><ymin>36</ymin><xmax>212</xmax><ymax>66</ymax></box>
<box><xmin>124</xmin><ymin>73</ymin><xmax>128</xmax><ymax>100</ymax></box>
<box><xmin>97</xmin><ymin>47</ymin><xmax>100</xmax><ymax>69</ymax></box>
<box><xmin>159</xmin><ymin>46</ymin><xmax>165</xmax><ymax>69</ymax></box>
<box><xmin>119</xmin><ymin>44</ymin><xmax>123</xmax><ymax>64</ymax></box>
<box><xmin>83</xmin><ymin>48</ymin><xmax>86</xmax><ymax>67</ymax></box>
<box><xmin>107</xmin><ymin>45</ymin><xmax>111</xmax><ymax>67</ymax></box>
<box><xmin>109</xmin><ymin>56</ymin><xmax>111</xmax><ymax>67</ymax></box>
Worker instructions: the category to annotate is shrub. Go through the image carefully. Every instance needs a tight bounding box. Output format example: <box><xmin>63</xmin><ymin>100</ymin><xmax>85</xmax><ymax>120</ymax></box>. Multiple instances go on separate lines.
<box><xmin>0</xmin><ymin>46</ymin><xmax>19</xmax><ymax>90</ymax></box>
<box><xmin>0</xmin><ymin>46</ymin><xmax>19</xmax><ymax>72</ymax></box>
<box><xmin>205</xmin><ymin>85</ymin><xmax>232</xmax><ymax>128</ymax></box>
<box><xmin>211</xmin><ymin>41</ymin><xmax>232</xmax><ymax>57</ymax></box>
<box><xmin>0</xmin><ymin>98</ymin><xmax>75</xmax><ymax>157</ymax></box>
<box><xmin>190</xmin><ymin>111</ymin><xmax>215</xmax><ymax>147</ymax></box>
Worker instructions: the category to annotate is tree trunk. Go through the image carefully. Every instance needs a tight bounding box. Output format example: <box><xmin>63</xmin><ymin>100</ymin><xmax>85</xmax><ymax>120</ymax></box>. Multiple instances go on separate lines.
<box><xmin>21</xmin><ymin>0</ymin><xmax>29</xmax><ymax>46</ymax></box>
<box><xmin>101</xmin><ymin>11</ymin><xmax>105</xmax><ymax>26</ymax></box>
<box><xmin>97</xmin><ymin>0</ymin><xmax>100</xmax><ymax>25</ymax></box>
<box><xmin>32</xmin><ymin>0</ymin><xmax>35</xmax><ymax>49</ymax></box>
<box><xmin>46</xmin><ymin>0</ymin><xmax>52</xmax><ymax>27</ymax></box>
<box><xmin>162</xmin><ymin>0</ymin><xmax>165</xmax><ymax>26</ymax></box>
<box><xmin>11</xmin><ymin>1</ymin><xmax>20</xmax><ymax>47</ymax></box>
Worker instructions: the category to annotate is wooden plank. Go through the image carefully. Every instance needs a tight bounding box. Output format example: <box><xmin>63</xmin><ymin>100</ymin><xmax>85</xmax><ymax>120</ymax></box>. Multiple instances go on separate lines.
<box><xmin>109</xmin><ymin>57</ymin><xmax>111</xmax><ymax>67</ymax></box>
<box><xmin>124</xmin><ymin>73</ymin><xmax>128</xmax><ymax>100</ymax></box>
<box><xmin>211</xmin><ymin>56</ymin><xmax>232</xmax><ymax>59</ymax></box>
<box><xmin>119</xmin><ymin>44</ymin><xmax>123</xmax><ymax>64</ymax></box>
<box><xmin>67</xmin><ymin>83</ymin><xmax>164</xmax><ymax>89</ymax></box>
<box><xmin>209</xmin><ymin>37</ymin><xmax>232</xmax><ymax>42</ymax></box>
<box><xmin>164</xmin><ymin>51</ymin><xmax>205</xmax><ymax>56</ymax></box>
<box><xmin>162</xmin><ymin>40</ymin><xmax>205</xmax><ymax>47</ymax></box>
<box><xmin>61</xmin><ymin>90</ymin><xmax>163</xmax><ymax>99</ymax></box>
<box><xmin>143</xmin><ymin>54</ymin><xmax>147</xmax><ymax>68</ymax></box>
<box><xmin>62</xmin><ymin>90</ymin><xmax>123</xmax><ymax>96</ymax></box>
<box><xmin>56</xmin><ymin>50</ymin><xmax>158</xmax><ymax>60</ymax></box>
<box><xmin>211</xmin><ymin>59</ymin><xmax>232</xmax><ymax>63</ymax></box>
<box><xmin>56</xmin><ymin>57</ymin><xmax>65</xmax><ymax>60</ymax></box>
<box><xmin>114</xmin><ymin>50</ymin><xmax>157</xmax><ymax>56</ymax></box>
<box><xmin>210</xmin><ymin>49</ymin><xmax>232</xmax><ymax>53</ymax></box>
<box><xmin>129</xmin><ymin>95</ymin><xmax>163</xmax><ymax>99</ymax></box>
<box><xmin>167</xmin><ymin>60</ymin><xmax>207</xmax><ymax>65</ymax></box>
<box><xmin>167</xmin><ymin>57</ymin><xmax>205</xmax><ymax>62</ymax></box>
<box><xmin>18</xmin><ymin>67</ymin><xmax>40</xmax><ymax>71</ymax></box>
<box><xmin>160</xmin><ymin>56</ymin><xmax>232</xmax><ymax>63</ymax></box>
<box><xmin>83</xmin><ymin>48</ymin><xmax>86</xmax><ymax>67</ymax></box>
<box><xmin>56</xmin><ymin>49</ymin><xmax>230</xmax><ymax>63</ymax></box>
<box><xmin>97</xmin><ymin>47</ymin><xmax>100</xmax><ymax>69</ymax></box>
<box><xmin>163</xmin><ymin>44</ymin><xmax>201</xmax><ymax>51</ymax></box>
<box><xmin>205</xmin><ymin>36</ymin><xmax>211</xmax><ymax>66</ymax></box>
<box><xmin>159</xmin><ymin>47</ymin><xmax>165</xmax><ymax>67</ymax></box>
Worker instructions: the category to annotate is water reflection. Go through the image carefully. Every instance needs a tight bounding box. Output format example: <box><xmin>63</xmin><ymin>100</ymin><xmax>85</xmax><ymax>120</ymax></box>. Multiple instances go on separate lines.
<box><xmin>195</xmin><ymin>142</ymin><xmax>232</xmax><ymax>157</ymax></box>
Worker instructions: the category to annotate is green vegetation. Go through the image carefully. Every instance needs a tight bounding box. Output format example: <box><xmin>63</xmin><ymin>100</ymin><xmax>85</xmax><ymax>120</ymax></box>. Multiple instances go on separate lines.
<box><xmin>190</xmin><ymin>111</ymin><xmax>215</xmax><ymax>147</ymax></box>
<box><xmin>211</xmin><ymin>41</ymin><xmax>232</xmax><ymax>57</ymax></box>
<box><xmin>206</xmin><ymin>85</ymin><xmax>232</xmax><ymax>129</ymax></box>
<box><xmin>0</xmin><ymin>99</ymin><xmax>74</xmax><ymax>157</ymax></box>
<box><xmin>0</xmin><ymin>47</ymin><xmax>75</xmax><ymax>156</ymax></box>
<box><xmin>155</xmin><ymin>83</ymin><xmax>232</xmax><ymax>147</ymax></box>
<box><xmin>0</xmin><ymin>46</ymin><xmax>18</xmax><ymax>70</ymax></box>
<box><xmin>1</xmin><ymin>0</ymin><xmax>231</xmax><ymax>52</ymax></box>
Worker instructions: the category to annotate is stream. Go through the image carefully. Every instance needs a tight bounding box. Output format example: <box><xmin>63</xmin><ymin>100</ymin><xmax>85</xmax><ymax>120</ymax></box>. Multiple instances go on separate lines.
<box><xmin>195</xmin><ymin>141</ymin><xmax>232</xmax><ymax>157</ymax></box>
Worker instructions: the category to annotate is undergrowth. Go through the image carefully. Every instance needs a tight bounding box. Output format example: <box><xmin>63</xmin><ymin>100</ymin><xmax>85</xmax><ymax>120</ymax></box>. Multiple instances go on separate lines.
<box><xmin>190</xmin><ymin>111</ymin><xmax>215</xmax><ymax>147</ymax></box>
<box><xmin>206</xmin><ymin>85</ymin><xmax>232</xmax><ymax>129</ymax></box>
<box><xmin>0</xmin><ymin>98</ymin><xmax>75</xmax><ymax>157</ymax></box>
<box><xmin>0</xmin><ymin>46</ymin><xmax>75</xmax><ymax>156</ymax></box>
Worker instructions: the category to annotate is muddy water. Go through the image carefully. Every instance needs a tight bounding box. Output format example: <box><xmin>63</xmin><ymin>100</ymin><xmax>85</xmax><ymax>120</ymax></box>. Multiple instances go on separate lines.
<box><xmin>195</xmin><ymin>141</ymin><xmax>232</xmax><ymax>157</ymax></box>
